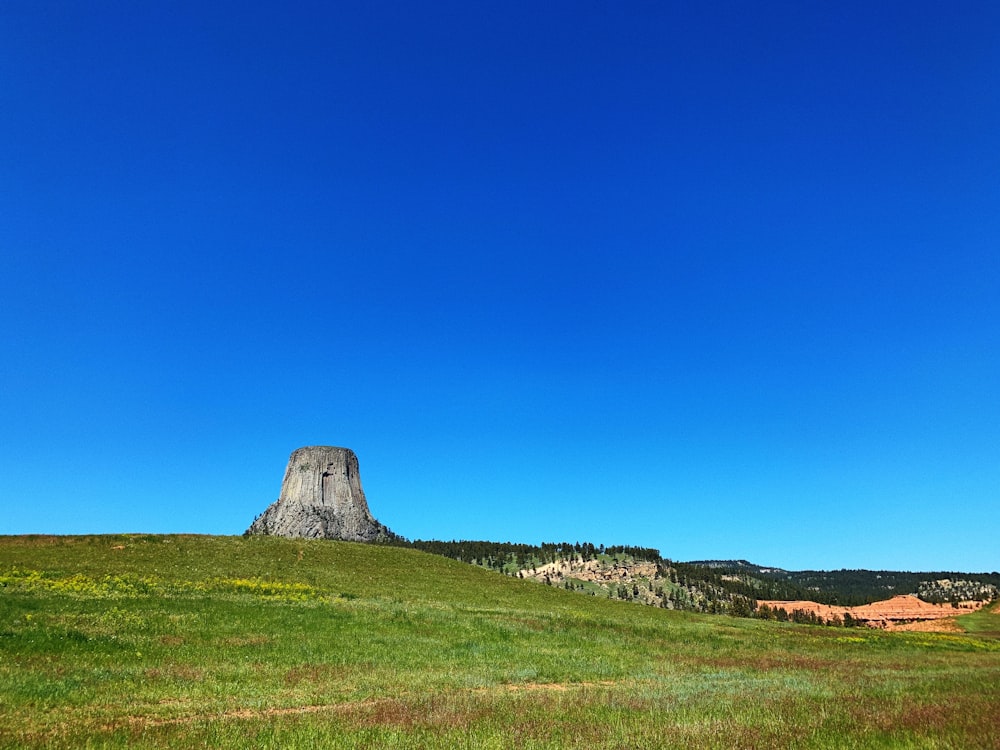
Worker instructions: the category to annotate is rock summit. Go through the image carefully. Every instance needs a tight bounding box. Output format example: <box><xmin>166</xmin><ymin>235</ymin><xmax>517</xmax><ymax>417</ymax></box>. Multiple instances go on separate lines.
<box><xmin>246</xmin><ymin>446</ymin><xmax>397</xmax><ymax>542</ymax></box>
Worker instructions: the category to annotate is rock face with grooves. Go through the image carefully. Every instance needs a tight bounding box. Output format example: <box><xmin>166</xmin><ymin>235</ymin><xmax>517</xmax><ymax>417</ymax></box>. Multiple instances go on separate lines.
<box><xmin>246</xmin><ymin>446</ymin><xmax>397</xmax><ymax>542</ymax></box>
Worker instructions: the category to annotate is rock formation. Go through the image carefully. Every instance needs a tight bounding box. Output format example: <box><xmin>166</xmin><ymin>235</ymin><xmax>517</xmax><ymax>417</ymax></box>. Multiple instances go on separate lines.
<box><xmin>245</xmin><ymin>446</ymin><xmax>398</xmax><ymax>542</ymax></box>
<box><xmin>754</xmin><ymin>594</ymin><xmax>987</xmax><ymax>629</ymax></box>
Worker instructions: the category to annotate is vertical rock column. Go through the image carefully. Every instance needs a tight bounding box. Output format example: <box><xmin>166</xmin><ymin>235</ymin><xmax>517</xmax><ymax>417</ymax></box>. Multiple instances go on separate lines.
<box><xmin>246</xmin><ymin>446</ymin><xmax>397</xmax><ymax>542</ymax></box>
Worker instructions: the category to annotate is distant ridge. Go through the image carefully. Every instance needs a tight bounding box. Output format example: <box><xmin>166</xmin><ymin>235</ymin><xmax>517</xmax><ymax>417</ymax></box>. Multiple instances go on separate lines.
<box><xmin>684</xmin><ymin>561</ymin><xmax>1000</xmax><ymax>607</ymax></box>
<box><xmin>685</xmin><ymin>560</ymin><xmax>788</xmax><ymax>574</ymax></box>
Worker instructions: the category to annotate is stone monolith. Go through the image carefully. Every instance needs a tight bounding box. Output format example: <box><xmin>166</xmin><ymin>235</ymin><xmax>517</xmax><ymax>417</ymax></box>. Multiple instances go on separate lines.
<box><xmin>245</xmin><ymin>446</ymin><xmax>397</xmax><ymax>542</ymax></box>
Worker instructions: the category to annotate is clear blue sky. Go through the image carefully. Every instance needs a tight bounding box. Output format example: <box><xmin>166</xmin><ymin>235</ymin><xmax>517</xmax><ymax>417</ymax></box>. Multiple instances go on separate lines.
<box><xmin>2</xmin><ymin>2</ymin><xmax>998</xmax><ymax>572</ymax></box>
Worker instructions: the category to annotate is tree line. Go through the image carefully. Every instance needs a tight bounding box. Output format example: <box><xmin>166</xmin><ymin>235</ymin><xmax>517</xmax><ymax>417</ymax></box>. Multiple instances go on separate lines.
<box><xmin>404</xmin><ymin>539</ymin><xmax>662</xmax><ymax>571</ymax></box>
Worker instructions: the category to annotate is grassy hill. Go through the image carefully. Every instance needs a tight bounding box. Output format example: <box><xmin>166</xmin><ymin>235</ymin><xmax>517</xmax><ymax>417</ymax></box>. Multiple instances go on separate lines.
<box><xmin>2</xmin><ymin>534</ymin><xmax>999</xmax><ymax>749</ymax></box>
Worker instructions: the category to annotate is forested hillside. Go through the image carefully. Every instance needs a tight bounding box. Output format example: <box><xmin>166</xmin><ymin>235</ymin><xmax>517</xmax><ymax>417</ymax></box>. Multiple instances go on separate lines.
<box><xmin>408</xmin><ymin>541</ymin><xmax>1000</xmax><ymax>615</ymax></box>
<box><xmin>695</xmin><ymin>563</ymin><xmax>1000</xmax><ymax>606</ymax></box>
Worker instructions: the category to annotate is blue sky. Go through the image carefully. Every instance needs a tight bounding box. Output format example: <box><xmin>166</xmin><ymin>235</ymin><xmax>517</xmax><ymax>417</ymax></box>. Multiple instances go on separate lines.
<box><xmin>2</xmin><ymin>2</ymin><xmax>998</xmax><ymax>572</ymax></box>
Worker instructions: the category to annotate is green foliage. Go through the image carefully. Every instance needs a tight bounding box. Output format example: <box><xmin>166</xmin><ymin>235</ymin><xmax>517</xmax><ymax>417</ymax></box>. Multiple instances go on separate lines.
<box><xmin>405</xmin><ymin>539</ymin><xmax>662</xmax><ymax>572</ymax></box>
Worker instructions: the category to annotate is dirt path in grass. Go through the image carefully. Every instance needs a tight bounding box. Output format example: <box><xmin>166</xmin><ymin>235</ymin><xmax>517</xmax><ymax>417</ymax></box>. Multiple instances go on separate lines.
<box><xmin>104</xmin><ymin>698</ymin><xmax>389</xmax><ymax>730</ymax></box>
<box><xmin>112</xmin><ymin>681</ymin><xmax>620</xmax><ymax>730</ymax></box>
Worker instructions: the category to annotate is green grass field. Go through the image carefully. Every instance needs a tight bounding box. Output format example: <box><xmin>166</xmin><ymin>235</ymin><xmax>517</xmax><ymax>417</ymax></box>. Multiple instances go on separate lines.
<box><xmin>1</xmin><ymin>535</ymin><xmax>998</xmax><ymax>749</ymax></box>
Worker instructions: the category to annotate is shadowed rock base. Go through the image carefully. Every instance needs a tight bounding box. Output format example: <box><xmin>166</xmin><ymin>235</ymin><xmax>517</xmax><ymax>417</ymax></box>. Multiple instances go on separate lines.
<box><xmin>245</xmin><ymin>446</ymin><xmax>398</xmax><ymax>542</ymax></box>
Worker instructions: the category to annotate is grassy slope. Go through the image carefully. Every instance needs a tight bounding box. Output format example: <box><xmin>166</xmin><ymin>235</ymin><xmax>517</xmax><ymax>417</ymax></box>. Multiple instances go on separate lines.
<box><xmin>957</xmin><ymin>598</ymin><xmax>1000</xmax><ymax>638</ymax></box>
<box><xmin>1</xmin><ymin>534</ymin><xmax>998</xmax><ymax>749</ymax></box>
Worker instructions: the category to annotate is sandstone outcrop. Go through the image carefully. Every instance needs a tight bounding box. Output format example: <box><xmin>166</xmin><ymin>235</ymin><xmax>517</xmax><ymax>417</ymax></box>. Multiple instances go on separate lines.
<box><xmin>755</xmin><ymin>594</ymin><xmax>986</xmax><ymax>629</ymax></box>
<box><xmin>245</xmin><ymin>446</ymin><xmax>398</xmax><ymax>542</ymax></box>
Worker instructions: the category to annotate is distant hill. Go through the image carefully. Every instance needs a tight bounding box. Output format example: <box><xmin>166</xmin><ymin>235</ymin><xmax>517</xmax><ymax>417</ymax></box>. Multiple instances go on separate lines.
<box><xmin>405</xmin><ymin>541</ymin><xmax>1000</xmax><ymax>611</ymax></box>
<box><xmin>686</xmin><ymin>560</ymin><xmax>788</xmax><ymax>575</ymax></box>
<box><xmin>683</xmin><ymin>561</ymin><xmax>1000</xmax><ymax>607</ymax></box>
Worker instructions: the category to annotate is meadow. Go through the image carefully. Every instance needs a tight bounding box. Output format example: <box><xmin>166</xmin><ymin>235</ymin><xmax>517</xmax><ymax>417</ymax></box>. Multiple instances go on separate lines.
<box><xmin>1</xmin><ymin>534</ymin><xmax>998</xmax><ymax>749</ymax></box>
